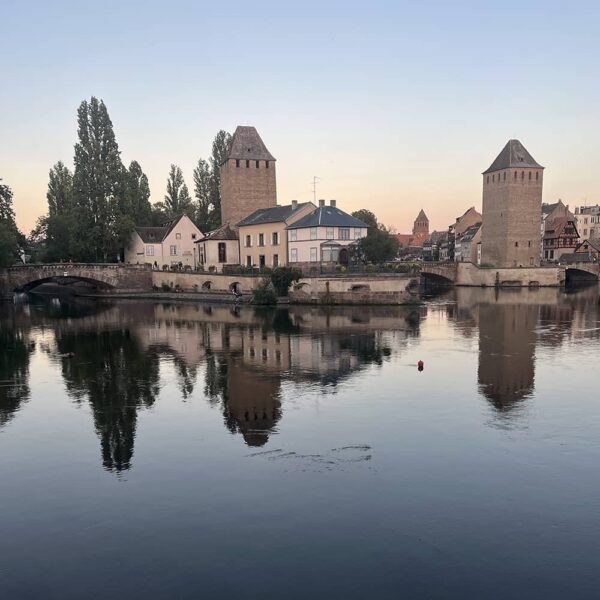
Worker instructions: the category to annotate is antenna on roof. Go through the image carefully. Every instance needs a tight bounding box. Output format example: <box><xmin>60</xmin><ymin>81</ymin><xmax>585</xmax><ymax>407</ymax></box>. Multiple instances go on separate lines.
<box><xmin>311</xmin><ymin>176</ymin><xmax>320</xmax><ymax>205</ymax></box>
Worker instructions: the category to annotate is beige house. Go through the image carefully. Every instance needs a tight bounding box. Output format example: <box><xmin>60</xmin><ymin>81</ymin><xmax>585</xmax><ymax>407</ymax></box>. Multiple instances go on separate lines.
<box><xmin>454</xmin><ymin>222</ymin><xmax>482</xmax><ymax>263</ymax></box>
<box><xmin>124</xmin><ymin>214</ymin><xmax>202</xmax><ymax>268</ymax></box>
<box><xmin>237</xmin><ymin>201</ymin><xmax>315</xmax><ymax>268</ymax></box>
<box><xmin>195</xmin><ymin>223</ymin><xmax>240</xmax><ymax>273</ymax></box>
<box><xmin>286</xmin><ymin>200</ymin><xmax>369</xmax><ymax>267</ymax></box>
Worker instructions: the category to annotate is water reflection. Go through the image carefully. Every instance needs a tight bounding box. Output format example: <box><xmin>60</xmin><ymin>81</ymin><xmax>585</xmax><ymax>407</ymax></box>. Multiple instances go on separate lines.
<box><xmin>2</xmin><ymin>287</ymin><xmax>599</xmax><ymax>471</ymax></box>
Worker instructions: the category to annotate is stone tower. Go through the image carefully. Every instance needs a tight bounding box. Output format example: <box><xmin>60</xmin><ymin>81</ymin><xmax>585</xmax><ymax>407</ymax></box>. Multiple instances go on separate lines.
<box><xmin>481</xmin><ymin>139</ymin><xmax>544</xmax><ymax>268</ymax></box>
<box><xmin>413</xmin><ymin>209</ymin><xmax>429</xmax><ymax>236</ymax></box>
<box><xmin>220</xmin><ymin>126</ymin><xmax>277</xmax><ymax>227</ymax></box>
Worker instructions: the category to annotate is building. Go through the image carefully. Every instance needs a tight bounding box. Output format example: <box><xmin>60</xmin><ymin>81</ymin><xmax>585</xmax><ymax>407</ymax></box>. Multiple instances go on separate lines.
<box><xmin>574</xmin><ymin>205</ymin><xmax>600</xmax><ymax>240</ymax></box>
<box><xmin>396</xmin><ymin>209</ymin><xmax>430</xmax><ymax>251</ymax></box>
<box><xmin>454</xmin><ymin>222</ymin><xmax>482</xmax><ymax>263</ymax></box>
<box><xmin>219</xmin><ymin>126</ymin><xmax>277</xmax><ymax>227</ymax></box>
<box><xmin>194</xmin><ymin>223</ymin><xmax>240</xmax><ymax>272</ymax></box>
<box><xmin>237</xmin><ymin>201</ymin><xmax>315</xmax><ymax>268</ymax></box>
<box><xmin>124</xmin><ymin>214</ymin><xmax>202</xmax><ymax>268</ymax></box>
<box><xmin>286</xmin><ymin>200</ymin><xmax>369</xmax><ymax>268</ymax></box>
<box><xmin>573</xmin><ymin>238</ymin><xmax>600</xmax><ymax>261</ymax></box>
<box><xmin>422</xmin><ymin>230</ymin><xmax>446</xmax><ymax>261</ymax></box>
<box><xmin>480</xmin><ymin>139</ymin><xmax>544</xmax><ymax>268</ymax></box>
<box><xmin>542</xmin><ymin>216</ymin><xmax>579</xmax><ymax>262</ymax></box>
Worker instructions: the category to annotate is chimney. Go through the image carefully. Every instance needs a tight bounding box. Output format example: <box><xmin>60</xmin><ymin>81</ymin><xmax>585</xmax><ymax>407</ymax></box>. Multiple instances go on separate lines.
<box><xmin>291</xmin><ymin>200</ymin><xmax>298</xmax><ymax>210</ymax></box>
<box><xmin>330</xmin><ymin>199</ymin><xmax>336</xmax><ymax>207</ymax></box>
<box><xmin>319</xmin><ymin>199</ymin><xmax>325</xmax><ymax>208</ymax></box>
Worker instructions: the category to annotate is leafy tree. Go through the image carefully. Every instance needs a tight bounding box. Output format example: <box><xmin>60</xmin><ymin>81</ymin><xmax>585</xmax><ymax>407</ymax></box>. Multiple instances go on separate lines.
<box><xmin>354</xmin><ymin>225</ymin><xmax>399</xmax><ymax>264</ymax></box>
<box><xmin>47</xmin><ymin>161</ymin><xmax>73</xmax><ymax>215</ymax></box>
<box><xmin>251</xmin><ymin>277</ymin><xmax>277</xmax><ymax>305</ymax></box>
<box><xmin>270</xmin><ymin>267</ymin><xmax>303</xmax><ymax>296</ymax></box>
<box><xmin>72</xmin><ymin>97</ymin><xmax>127</xmax><ymax>261</ymax></box>
<box><xmin>155</xmin><ymin>164</ymin><xmax>192</xmax><ymax>218</ymax></box>
<box><xmin>192</xmin><ymin>158</ymin><xmax>212</xmax><ymax>232</ymax></box>
<box><xmin>123</xmin><ymin>161</ymin><xmax>152</xmax><ymax>225</ymax></box>
<box><xmin>0</xmin><ymin>180</ymin><xmax>16</xmax><ymax>223</ymax></box>
<box><xmin>0</xmin><ymin>179</ymin><xmax>22</xmax><ymax>266</ymax></box>
<box><xmin>351</xmin><ymin>209</ymin><xmax>378</xmax><ymax>229</ymax></box>
<box><xmin>208</xmin><ymin>130</ymin><xmax>232</xmax><ymax>228</ymax></box>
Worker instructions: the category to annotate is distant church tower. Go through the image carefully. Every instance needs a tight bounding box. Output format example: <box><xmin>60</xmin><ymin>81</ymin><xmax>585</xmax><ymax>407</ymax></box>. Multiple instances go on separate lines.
<box><xmin>481</xmin><ymin>139</ymin><xmax>544</xmax><ymax>268</ymax></box>
<box><xmin>220</xmin><ymin>126</ymin><xmax>277</xmax><ymax>226</ymax></box>
<box><xmin>413</xmin><ymin>209</ymin><xmax>429</xmax><ymax>236</ymax></box>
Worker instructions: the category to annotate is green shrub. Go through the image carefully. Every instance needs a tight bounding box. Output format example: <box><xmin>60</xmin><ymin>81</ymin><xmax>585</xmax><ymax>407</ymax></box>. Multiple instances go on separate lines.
<box><xmin>162</xmin><ymin>264</ymin><xmax>169</xmax><ymax>271</ymax></box>
<box><xmin>251</xmin><ymin>277</ymin><xmax>277</xmax><ymax>305</ymax></box>
<box><xmin>269</xmin><ymin>266</ymin><xmax>302</xmax><ymax>296</ymax></box>
<box><xmin>161</xmin><ymin>282</ymin><xmax>171</xmax><ymax>291</ymax></box>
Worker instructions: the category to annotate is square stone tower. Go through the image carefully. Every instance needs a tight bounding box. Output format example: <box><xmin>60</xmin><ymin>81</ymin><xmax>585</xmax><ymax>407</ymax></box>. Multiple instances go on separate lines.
<box><xmin>220</xmin><ymin>126</ymin><xmax>277</xmax><ymax>227</ymax></box>
<box><xmin>481</xmin><ymin>139</ymin><xmax>544</xmax><ymax>268</ymax></box>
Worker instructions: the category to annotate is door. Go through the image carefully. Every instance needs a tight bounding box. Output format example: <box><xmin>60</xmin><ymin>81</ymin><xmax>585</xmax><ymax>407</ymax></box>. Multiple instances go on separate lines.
<box><xmin>339</xmin><ymin>248</ymin><xmax>349</xmax><ymax>266</ymax></box>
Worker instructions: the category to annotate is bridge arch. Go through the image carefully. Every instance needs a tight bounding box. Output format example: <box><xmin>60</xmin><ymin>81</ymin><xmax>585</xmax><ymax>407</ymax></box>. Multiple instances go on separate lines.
<box><xmin>420</xmin><ymin>271</ymin><xmax>455</xmax><ymax>285</ymax></box>
<box><xmin>564</xmin><ymin>266</ymin><xmax>598</xmax><ymax>286</ymax></box>
<box><xmin>16</xmin><ymin>275</ymin><xmax>115</xmax><ymax>293</ymax></box>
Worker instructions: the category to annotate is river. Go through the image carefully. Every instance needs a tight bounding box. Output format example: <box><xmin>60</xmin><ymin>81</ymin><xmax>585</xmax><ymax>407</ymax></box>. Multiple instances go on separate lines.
<box><xmin>1</xmin><ymin>288</ymin><xmax>599</xmax><ymax>599</ymax></box>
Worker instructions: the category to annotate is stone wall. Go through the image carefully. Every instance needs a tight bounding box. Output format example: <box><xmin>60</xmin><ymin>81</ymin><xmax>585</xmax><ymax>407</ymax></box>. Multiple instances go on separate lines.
<box><xmin>152</xmin><ymin>270</ymin><xmax>263</xmax><ymax>294</ymax></box>
<box><xmin>220</xmin><ymin>158</ymin><xmax>277</xmax><ymax>226</ymax></box>
<box><xmin>456</xmin><ymin>262</ymin><xmax>563</xmax><ymax>287</ymax></box>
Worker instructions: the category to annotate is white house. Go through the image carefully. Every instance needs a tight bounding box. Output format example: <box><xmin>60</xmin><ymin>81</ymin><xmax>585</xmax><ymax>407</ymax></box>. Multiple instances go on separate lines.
<box><xmin>286</xmin><ymin>200</ymin><xmax>369</xmax><ymax>266</ymax></box>
<box><xmin>124</xmin><ymin>214</ymin><xmax>202</xmax><ymax>268</ymax></box>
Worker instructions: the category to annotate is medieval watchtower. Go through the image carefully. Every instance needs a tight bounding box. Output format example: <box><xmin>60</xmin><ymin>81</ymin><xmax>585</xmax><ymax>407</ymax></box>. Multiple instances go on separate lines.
<box><xmin>481</xmin><ymin>139</ymin><xmax>544</xmax><ymax>268</ymax></box>
<box><xmin>220</xmin><ymin>126</ymin><xmax>277</xmax><ymax>227</ymax></box>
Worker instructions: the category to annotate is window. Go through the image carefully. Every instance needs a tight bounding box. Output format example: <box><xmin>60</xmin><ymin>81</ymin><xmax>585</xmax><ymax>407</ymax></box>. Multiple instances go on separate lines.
<box><xmin>521</xmin><ymin>171</ymin><xmax>524</xmax><ymax>180</ymax></box>
<box><xmin>290</xmin><ymin>229</ymin><xmax>297</xmax><ymax>241</ymax></box>
<box><xmin>236</xmin><ymin>159</ymin><xmax>240</xmax><ymax>167</ymax></box>
<box><xmin>191</xmin><ymin>233</ymin><xmax>196</xmax><ymax>239</ymax></box>
<box><xmin>146</xmin><ymin>245</ymin><xmax>154</xmax><ymax>256</ymax></box>
<box><xmin>487</xmin><ymin>176</ymin><xmax>489</xmax><ymax>184</ymax></box>
<box><xmin>246</xmin><ymin>255</ymin><xmax>252</xmax><ymax>267</ymax></box>
<box><xmin>245</xmin><ymin>235</ymin><xmax>251</xmax><ymax>247</ymax></box>
<box><xmin>492</xmin><ymin>174</ymin><xmax>495</xmax><ymax>182</ymax></box>
<box><xmin>326</xmin><ymin>227</ymin><xmax>334</xmax><ymax>239</ymax></box>
<box><xmin>273</xmin><ymin>254</ymin><xmax>279</xmax><ymax>267</ymax></box>
<box><xmin>310</xmin><ymin>227</ymin><xmax>317</xmax><ymax>240</ymax></box>
<box><xmin>528</xmin><ymin>240</ymin><xmax>531</xmax><ymax>247</ymax></box>
<box><xmin>536</xmin><ymin>172</ymin><xmax>539</xmax><ymax>180</ymax></box>
<box><xmin>266</xmin><ymin>160</ymin><xmax>269</xmax><ymax>169</ymax></box>
<box><xmin>259</xmin><ymin>255</ymin><xmax>266</xmax><ymax>267</ymax></box>
<box><xmin>170</xmin><ymin>245</ymin><xmax>177</xmax><ymax>256</ymax></box>
<box><xmin>529</xmin><ymin>171</ymin><xmax>532</xmax><ymax>180</ymax></box>
<box><xmin>256</xmin><ymin>160</ymin><xmax>259</xmax><ymax>168</ymax></box>
<box><xmin>339</xmin><ymin>228</ymin><xmax>350</xmax><ymax>240</ymax></box>
<box><xmin>176</xmin><ymin>232</ymin><xmax>181</xmax><ymax>239</ymax></box>
<box><xmin>258</xmin><ymin>233</ymin><xmax>265</xmax><ymax>247</ymax></box>
<box><xmin>530</xmin><ymin>257</ymin><xmax>534</xmax><ymax>266</ymax></box>
<box><xmin>218</xmin><ymin>243</ymin><xmax>227</xmax><ymax>263</ymax></box>
<box><xmin>272</xmin><ymin>232</ymin><xmax>279</xmax><ymax>245</ymax></box>
<box><xmin>515</xmin><ymin>241</ymin><xmax>519</xmax><ymax>247</ymax></box>
<box><xmin>310</xmin><ymin>247</ymin><xmax>317</xmax><ymax>262</ymax></box>
<box><xmin>246</xmin><ymin>160</ymin><xmax>250</xmax><ymax>168</ymax></box>
<box><xmin>354</xmin><ymin>228</ymin><xmax>362</xmax><ymax>239</ymax></box>
<box><xmin>584</xmin><ymin>229</ymin><xmax>588</xmax><ymax>236</ymax></box>
<box><xmin>290</xmin><ymin>248</ymin><xmax>298</xmax><ymax>262</ymax></box>
<box><xmin>514</xmin><ymin>171</ymin><xmax>517</xmax><ymax>180</ymax></box>
<box><xmin>322</xmin><ymin>248</ymin><xmax>338</xmax><ymax>262</ymax></box>
<box><xmin>503</xmin><ymin>172</ymin><xmax>506</xmax><ymax>181</ymax></box>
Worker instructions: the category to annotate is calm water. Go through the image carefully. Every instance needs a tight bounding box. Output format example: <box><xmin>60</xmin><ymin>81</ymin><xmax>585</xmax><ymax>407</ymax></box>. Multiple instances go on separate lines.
<box><xmin>1</xmin><ymin>289</ymin><xmax>599</xmax><ymax>599</ymax></box>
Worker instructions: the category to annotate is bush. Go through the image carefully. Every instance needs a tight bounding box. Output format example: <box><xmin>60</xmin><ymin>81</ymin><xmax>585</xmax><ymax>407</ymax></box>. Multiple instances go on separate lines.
<box><xmin>161</xmin><ymin>282</ymin><xmax>171</xmax><ymax>291</ymax></box>
<box><xmin>269</xmin><ymin>266</ymin><xmax>303</xmax><ymax>296</ymax></box>
<box><xmin>162</xmin><ymin>264</ymin><xmax>169</xmax><ymax>271</ymax></box>
<box><xmin>251</xmin><ymin>277</ymin><xmax>277</xmax><ymax>305</ymax></box>
<box><xmin>183</xmin><ymin>265</ymin><xmax>192</xmax><ymax>272</ymax></box>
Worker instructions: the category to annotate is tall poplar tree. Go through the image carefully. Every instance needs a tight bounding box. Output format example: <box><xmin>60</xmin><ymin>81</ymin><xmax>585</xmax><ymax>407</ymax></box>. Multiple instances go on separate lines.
<box><xmin>208</xmin><ymin>130</ymin><xmax>232</xmax><ymax>228</ymax></box>
<box><xmin>156</xmin><ymin>164</ymin><xmax>192</xmax><ymax>218</ymax></box>
<box><xmin>0</xmin><ymin>179</ymin><xmax>20</xmax><ymax>266</ymax></box>
<box><xmin>72</xmin><ymin>97</ymin><xmax>127</xmax><ymax>261</ymax></box>
<box><xmin>47</xmin><ymin>161</ymin><xmax>74</xmax><ymax>215</ymax></box>
<box><xmin>124</xmin><ymin>161</ymin><xmax>152</xmax><ymax>225</ymax></box>
<box><xmin>192</xmin><ymin>158</ymin><xmax>212</xmax><ymax>232</ymax></box>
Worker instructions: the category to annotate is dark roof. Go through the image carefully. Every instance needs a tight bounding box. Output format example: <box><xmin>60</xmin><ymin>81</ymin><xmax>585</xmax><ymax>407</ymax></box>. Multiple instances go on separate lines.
<box><xmin>542</xmin><ymin>201</ymin><xmax>562</xmax><ymax>216</ymax></box>
<box><xmin>415</xmin><ymin>209</ymin><xmax>428</xmax><ymax>221</ymax></box>
<box><xmin>458</xmin><ymin>222</ymin><xmax>482</xmax><ymax>242</ymax></box>
<box><xmin>226</xmin><ymin>126</ymin><xmax>275</xmax><ymax>162</ymax></box>
<box><xmin>483</xmin><ymin>139</ymin><xmax>543</xmax><ymax>174</ymax></box>
<box><xmin>543</xmin><ymin>216</ymin><xmax>578</xmax><ymax>239</ymax></box>
<box><xmin>286</xmin><ymin>206</ymin><xmax>369</xmax><ymax>230</ymax></box>
<box><xmin>135</xmin><ymin>214</ymin><xmax>195</xmax><ymax>243</ymax></box>
<box><xmin>196</xmin><ymin>222</ymin><xmax>238</xmax><ymax>242</ymax></box>
<box><xmin>237</xmin><ymin>202</ymin><xmax>312</xmax><ymax>227</ymax></box>
<box><xmin>576</xmin><ymin>238</ymin><xmax>600</xmax><ymax>252</ymax></box>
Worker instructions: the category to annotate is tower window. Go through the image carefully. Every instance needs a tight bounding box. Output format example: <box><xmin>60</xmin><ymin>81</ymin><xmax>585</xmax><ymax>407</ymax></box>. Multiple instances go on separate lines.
<box><xmin>521</xmin><ymin>171</ymin><xmax>524</xmax><ymax>180</ymax></box>
<box><xmin>536</xmin><ymin>172</ymin><xmax>539</xmax><ymax>181</ymax></box>
<box><xmin>266</xmin><ymin>161</ymin><xmax>269</xmax><ymax>169</ymax></box>
<box><xmin>492</xmin><ymin>174</ymin><xmax>495</xmax><ymax>182</ymax></box>
<box><xmin>529</xmin><ymin>171</ymin><xmax>532</xmax><ymax>180</ymax></box>
<box><xmin>486</xmin><ymin>176</ymin><xmax>489</xmax><ymax>184</ymax></box>
<box><xmin>514</xmin><ymin>171</ymin><xmax>517</xmax><ymax>180</ymax></box>
<box><xmin>256</xmin><ymin>160</ymin><xmax>259</xmax><ymax>168</ymax></box>
<box><xmin>503</xmin><ymin>172</ymin><xmax>506</xmax><ymax>181</ymax></box>
<box><xmin>515</xmin><ymin>241</ymin><xmax>519</xmax><ymax>247</ymax></box>
<box><xmin>246</xmin><ymin>160</ymin><xmax>250</xmax><ymax>168</ymax></box>
<box><xmin>236</xmin><ymin>159</ymin><xmax>240</xmax><ymax>167</ymax></box>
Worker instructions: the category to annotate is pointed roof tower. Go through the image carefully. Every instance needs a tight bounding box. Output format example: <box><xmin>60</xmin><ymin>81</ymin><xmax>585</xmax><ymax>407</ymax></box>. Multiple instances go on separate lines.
<box><xmin>416</xmin><ymin>209</ymin><xmax>428</xmax><ymax>221</ymax></box>
<box><xmin>225</xmin><ymin>126</ymin><xmax>276</xmax><ymax>162</ymax></box>
<box><xmin>483</xmin><ymin>139</ymin><xmax>543</xmax><ymax>174</ymax></box>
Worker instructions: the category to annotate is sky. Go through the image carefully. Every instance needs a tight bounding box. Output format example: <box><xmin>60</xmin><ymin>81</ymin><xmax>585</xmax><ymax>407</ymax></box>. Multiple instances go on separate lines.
<box><xmin>2</xmin><ymin>0</ymin><xmax>599</xmax><ymax>234</ymax></box>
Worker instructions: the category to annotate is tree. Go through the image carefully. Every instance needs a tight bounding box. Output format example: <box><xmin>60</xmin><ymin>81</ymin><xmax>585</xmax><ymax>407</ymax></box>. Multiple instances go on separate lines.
<box><xmin>124</xmin><ymin>161</ymin><xmax>152</xmax><ymax>225</ymax></box>
<box><xmin>72</xmin><ymin>97</ymin><xmax>126</xmax><ymax>261</ymax></box>
<box><xmin>208</xmin><ymin>130</ymin><xmax>232</xmax><ymax>228</ymax></box>
<box><xmin>270</xmin><ymin>267</ymin><xmax>303</xmax><ymax>296</ymax></box>
<box><xmin>354</xmin><ymin>225</ymin><xmax>399</xmax><ymax>264</ymax></box>
<box><xmin>0</xmin><ymin>179</ymin><xmax>22</xmax><ymax>266</ymax></box>
<box><xmin>351</xmin><ymin>209</ymin><xmax>378</xmax><ymax>229</ymax></box>
<box><xmin>0</xmin><ymin>180</ymin><xmax>16</xmax><ymax>223</ymax></box>
<box><xmin>155</xmin><ymin>164</ymin><xmax>192</xmax><ymax>218</ymax></box>
<box><xmin>47</xmin><ymin>162</ymin><xmax>73</xmax><ymax>215</ymax></box>
<box><xmin>192</xmin><ymin>158</ymin><xmax>212</xmax><ymax>232</ymax></box>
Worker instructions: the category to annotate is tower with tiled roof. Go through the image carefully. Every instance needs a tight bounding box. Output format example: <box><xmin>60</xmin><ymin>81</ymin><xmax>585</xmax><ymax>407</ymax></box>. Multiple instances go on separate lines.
<box><xmin>220</xmin><ymin>126</ymin><xmax>277</xmax><ymax>227</ymax></box>
<box><xmin>412</xmin><ymin>209</ymin><xmax>429</xmax><ymax>236</ymax></box>
<box><xmin>481</xmin><ymin>139</ymin><xmax>544</xmax><ymax>268</ymax></box>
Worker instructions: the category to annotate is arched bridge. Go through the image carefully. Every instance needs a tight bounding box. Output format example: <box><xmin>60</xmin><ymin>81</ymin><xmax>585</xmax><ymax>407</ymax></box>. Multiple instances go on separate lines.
<box><xmin>1</xmin><ymin>263</ymin><xmax>153</xmax><ymax>296</ymax></box>
<box><xmin>420</xmin><ymin>262</ymin><xmax>458</xmax><ymax>284</ymax></box>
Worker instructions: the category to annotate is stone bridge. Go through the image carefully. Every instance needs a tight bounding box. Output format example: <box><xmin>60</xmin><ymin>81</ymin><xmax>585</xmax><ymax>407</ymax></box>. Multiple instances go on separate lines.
<box><xmin>420</xmin><ymin>262</ymin><xmax>458</xmax><ymax>284</ymax></box>
<box><xmin>1</xmin><ymin>263</ymin><xmax>153</xmax><ymax>296</ymax></box>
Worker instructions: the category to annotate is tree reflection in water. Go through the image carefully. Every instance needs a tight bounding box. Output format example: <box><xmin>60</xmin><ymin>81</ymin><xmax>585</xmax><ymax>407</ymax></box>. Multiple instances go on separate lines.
<box><xmin>56</xmin><ymin>330</ymin><xmax>160</xmax><ymax>472</ymax></box>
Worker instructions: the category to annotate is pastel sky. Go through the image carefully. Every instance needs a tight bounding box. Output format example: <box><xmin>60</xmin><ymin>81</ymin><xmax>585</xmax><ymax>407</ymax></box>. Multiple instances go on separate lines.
<box><xmin>2</xmin><ymin>0</ymin><xmax>599</xmax><ymax>234</ymax></box>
